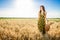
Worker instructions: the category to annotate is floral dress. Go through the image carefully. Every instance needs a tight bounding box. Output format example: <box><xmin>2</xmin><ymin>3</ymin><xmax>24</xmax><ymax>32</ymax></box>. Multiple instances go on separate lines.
<box><xmin>38</xmin><ymin>11</ymin><xmax>46</xmax><ymax>34</ymax></box>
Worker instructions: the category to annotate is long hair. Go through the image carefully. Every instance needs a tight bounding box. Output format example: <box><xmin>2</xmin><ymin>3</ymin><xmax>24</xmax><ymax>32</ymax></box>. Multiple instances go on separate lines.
<box><xmin>40</xmin><ymin>5</ymin><xmax>46</xmax><ymax>13</ymax></box>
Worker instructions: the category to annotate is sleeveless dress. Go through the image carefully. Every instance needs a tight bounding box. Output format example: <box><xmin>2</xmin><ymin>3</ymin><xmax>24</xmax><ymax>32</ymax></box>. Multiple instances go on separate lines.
<box><xmin>38</xmin><ymin>12</ymin><xmax>46</xmax><ymax>34</ymax></box>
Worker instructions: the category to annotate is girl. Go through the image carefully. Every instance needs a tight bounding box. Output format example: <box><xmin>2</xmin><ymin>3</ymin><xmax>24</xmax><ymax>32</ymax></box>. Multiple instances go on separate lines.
<box><xmin>38</xmin><ymin>5</ymin><xmax>47</xmax><ymax>34</ymax></box>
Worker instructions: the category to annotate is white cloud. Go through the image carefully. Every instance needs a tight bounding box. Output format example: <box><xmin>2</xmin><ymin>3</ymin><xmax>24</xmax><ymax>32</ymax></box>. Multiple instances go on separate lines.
<box><xmin>0</xmin><ymin>0</ymin><xmax>38</xmax><ymax>18</ymax></box>
<box><xmin>47</xmin><ymin>10</ymin><xmax>60</xmax><ymax>18</ymax></box>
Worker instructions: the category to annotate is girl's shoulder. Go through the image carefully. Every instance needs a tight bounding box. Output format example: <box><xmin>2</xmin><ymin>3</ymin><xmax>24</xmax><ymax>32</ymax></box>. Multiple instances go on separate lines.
<box><xmin>44</xmin><ymin>11</ymin><xmax>47</xmax><ymax>15</ymax></box>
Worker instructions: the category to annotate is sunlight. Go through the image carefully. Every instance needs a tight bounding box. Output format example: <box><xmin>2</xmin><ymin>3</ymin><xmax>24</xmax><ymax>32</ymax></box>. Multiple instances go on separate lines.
<box><xmin>15</xmin><ymin>0</ymin><xmax>35</xmax><ymax>18</ymax></box>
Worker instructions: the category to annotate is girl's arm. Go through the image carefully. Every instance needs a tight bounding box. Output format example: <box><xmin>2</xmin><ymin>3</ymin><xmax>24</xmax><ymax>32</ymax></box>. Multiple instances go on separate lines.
<box><xmin>45</xmin><ymin>12</ymin><xmax>47</xmax><ymax>24</ymax></box>
<box><xmin>38</xmin><ymin>12</ymin><xmax>40</xmax><ymax>20</ymax></box>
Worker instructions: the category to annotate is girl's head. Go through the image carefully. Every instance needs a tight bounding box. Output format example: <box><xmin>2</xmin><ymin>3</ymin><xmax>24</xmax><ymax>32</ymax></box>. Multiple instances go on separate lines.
<box><xmin>40</xmin><ymin>5</ymin><xmax>45</xmax><ymax>12</ymax></box>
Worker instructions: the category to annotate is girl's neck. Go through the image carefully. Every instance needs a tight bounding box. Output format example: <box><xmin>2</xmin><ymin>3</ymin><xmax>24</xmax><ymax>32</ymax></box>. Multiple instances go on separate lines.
<box><xmin>41</xmin><ymin>10</ymin><xmax>44</xmax><ymax>12</ymax></box>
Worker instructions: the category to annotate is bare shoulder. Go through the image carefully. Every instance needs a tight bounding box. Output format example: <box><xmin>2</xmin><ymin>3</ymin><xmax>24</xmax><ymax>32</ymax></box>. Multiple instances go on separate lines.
<box><xmin>45</xmin><ymin>12</ymin><xmax>47</xmax><ymax>15</ymax></box>
<box><xmin>38</xmin><ymin>12</ymin><xmax>40</xmax><ymax>15</ymax></box>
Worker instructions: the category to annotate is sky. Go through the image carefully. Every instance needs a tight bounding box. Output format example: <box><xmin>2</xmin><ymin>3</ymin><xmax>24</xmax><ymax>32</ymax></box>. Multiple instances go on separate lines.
<box><xmin>0</xmin><ymin>0</ymin><xmax>60</xmax><ymax>18</ymax></box>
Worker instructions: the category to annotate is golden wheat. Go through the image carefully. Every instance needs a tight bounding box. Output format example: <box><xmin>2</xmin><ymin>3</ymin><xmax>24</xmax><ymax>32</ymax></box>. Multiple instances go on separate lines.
<box><xmin>0</xmin><ymin>19</ymin><xmax>60</xmax><ymax>40</ymax></box>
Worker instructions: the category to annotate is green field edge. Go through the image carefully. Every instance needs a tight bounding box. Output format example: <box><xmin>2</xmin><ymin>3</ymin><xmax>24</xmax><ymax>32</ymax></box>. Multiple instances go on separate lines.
<box><xmin>0</xmin><ymin>17</ymin><xmax>37</xmax><ymax>19</ymax></box>
<box><xmin>0</xmin><ymin>17</ymin><xmax>60</xmax><ymax>20</ymax></box>
<box><xmin>0</xmin><ymin>17</ymin><xmax>60</xmax><ymax>19</ymax></box>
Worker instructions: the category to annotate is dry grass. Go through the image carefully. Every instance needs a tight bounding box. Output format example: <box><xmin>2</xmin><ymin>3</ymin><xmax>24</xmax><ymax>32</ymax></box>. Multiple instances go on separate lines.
<box><xmin>0</xmin><ymin>18</ymin><xmax>60</xmax><ymax>40</ymax></box>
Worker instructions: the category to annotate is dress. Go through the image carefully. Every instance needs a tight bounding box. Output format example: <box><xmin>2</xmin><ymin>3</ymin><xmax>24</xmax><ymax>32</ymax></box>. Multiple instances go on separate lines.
<box><xmin>38</xmin><ymin>11</ymin><xmax>46</xmax><ymax>34</ymax></box>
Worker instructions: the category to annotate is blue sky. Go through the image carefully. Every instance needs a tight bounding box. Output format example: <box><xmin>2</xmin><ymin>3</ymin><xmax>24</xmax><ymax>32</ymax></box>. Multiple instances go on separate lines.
<box><xmin>0</xmin><ymin>0</ymin><xmax>60</xmax><ymax>18</ymax></box>
<box><xmin>0</xmin><ymin>0</ymin><xmax>14</xmax><ymax>8</ymax></box>
<box><xmin>33</xmin><ymin>0</ymin><xmax>60</xmax><ymax>18</ymax></box>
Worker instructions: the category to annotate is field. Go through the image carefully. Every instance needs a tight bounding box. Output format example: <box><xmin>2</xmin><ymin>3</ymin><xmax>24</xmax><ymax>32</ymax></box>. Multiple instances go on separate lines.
<box><xmin>0</xmin><ymin>18</ymin><xmax>60</xmax><ymax>40</ymax></box>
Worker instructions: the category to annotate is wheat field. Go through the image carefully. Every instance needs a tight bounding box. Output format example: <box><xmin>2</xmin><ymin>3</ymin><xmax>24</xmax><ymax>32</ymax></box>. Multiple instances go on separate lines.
<box><xmin>0</xmin><ymin>18</ymin><xmax>60</xmax><ymax>40</ymax></box>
